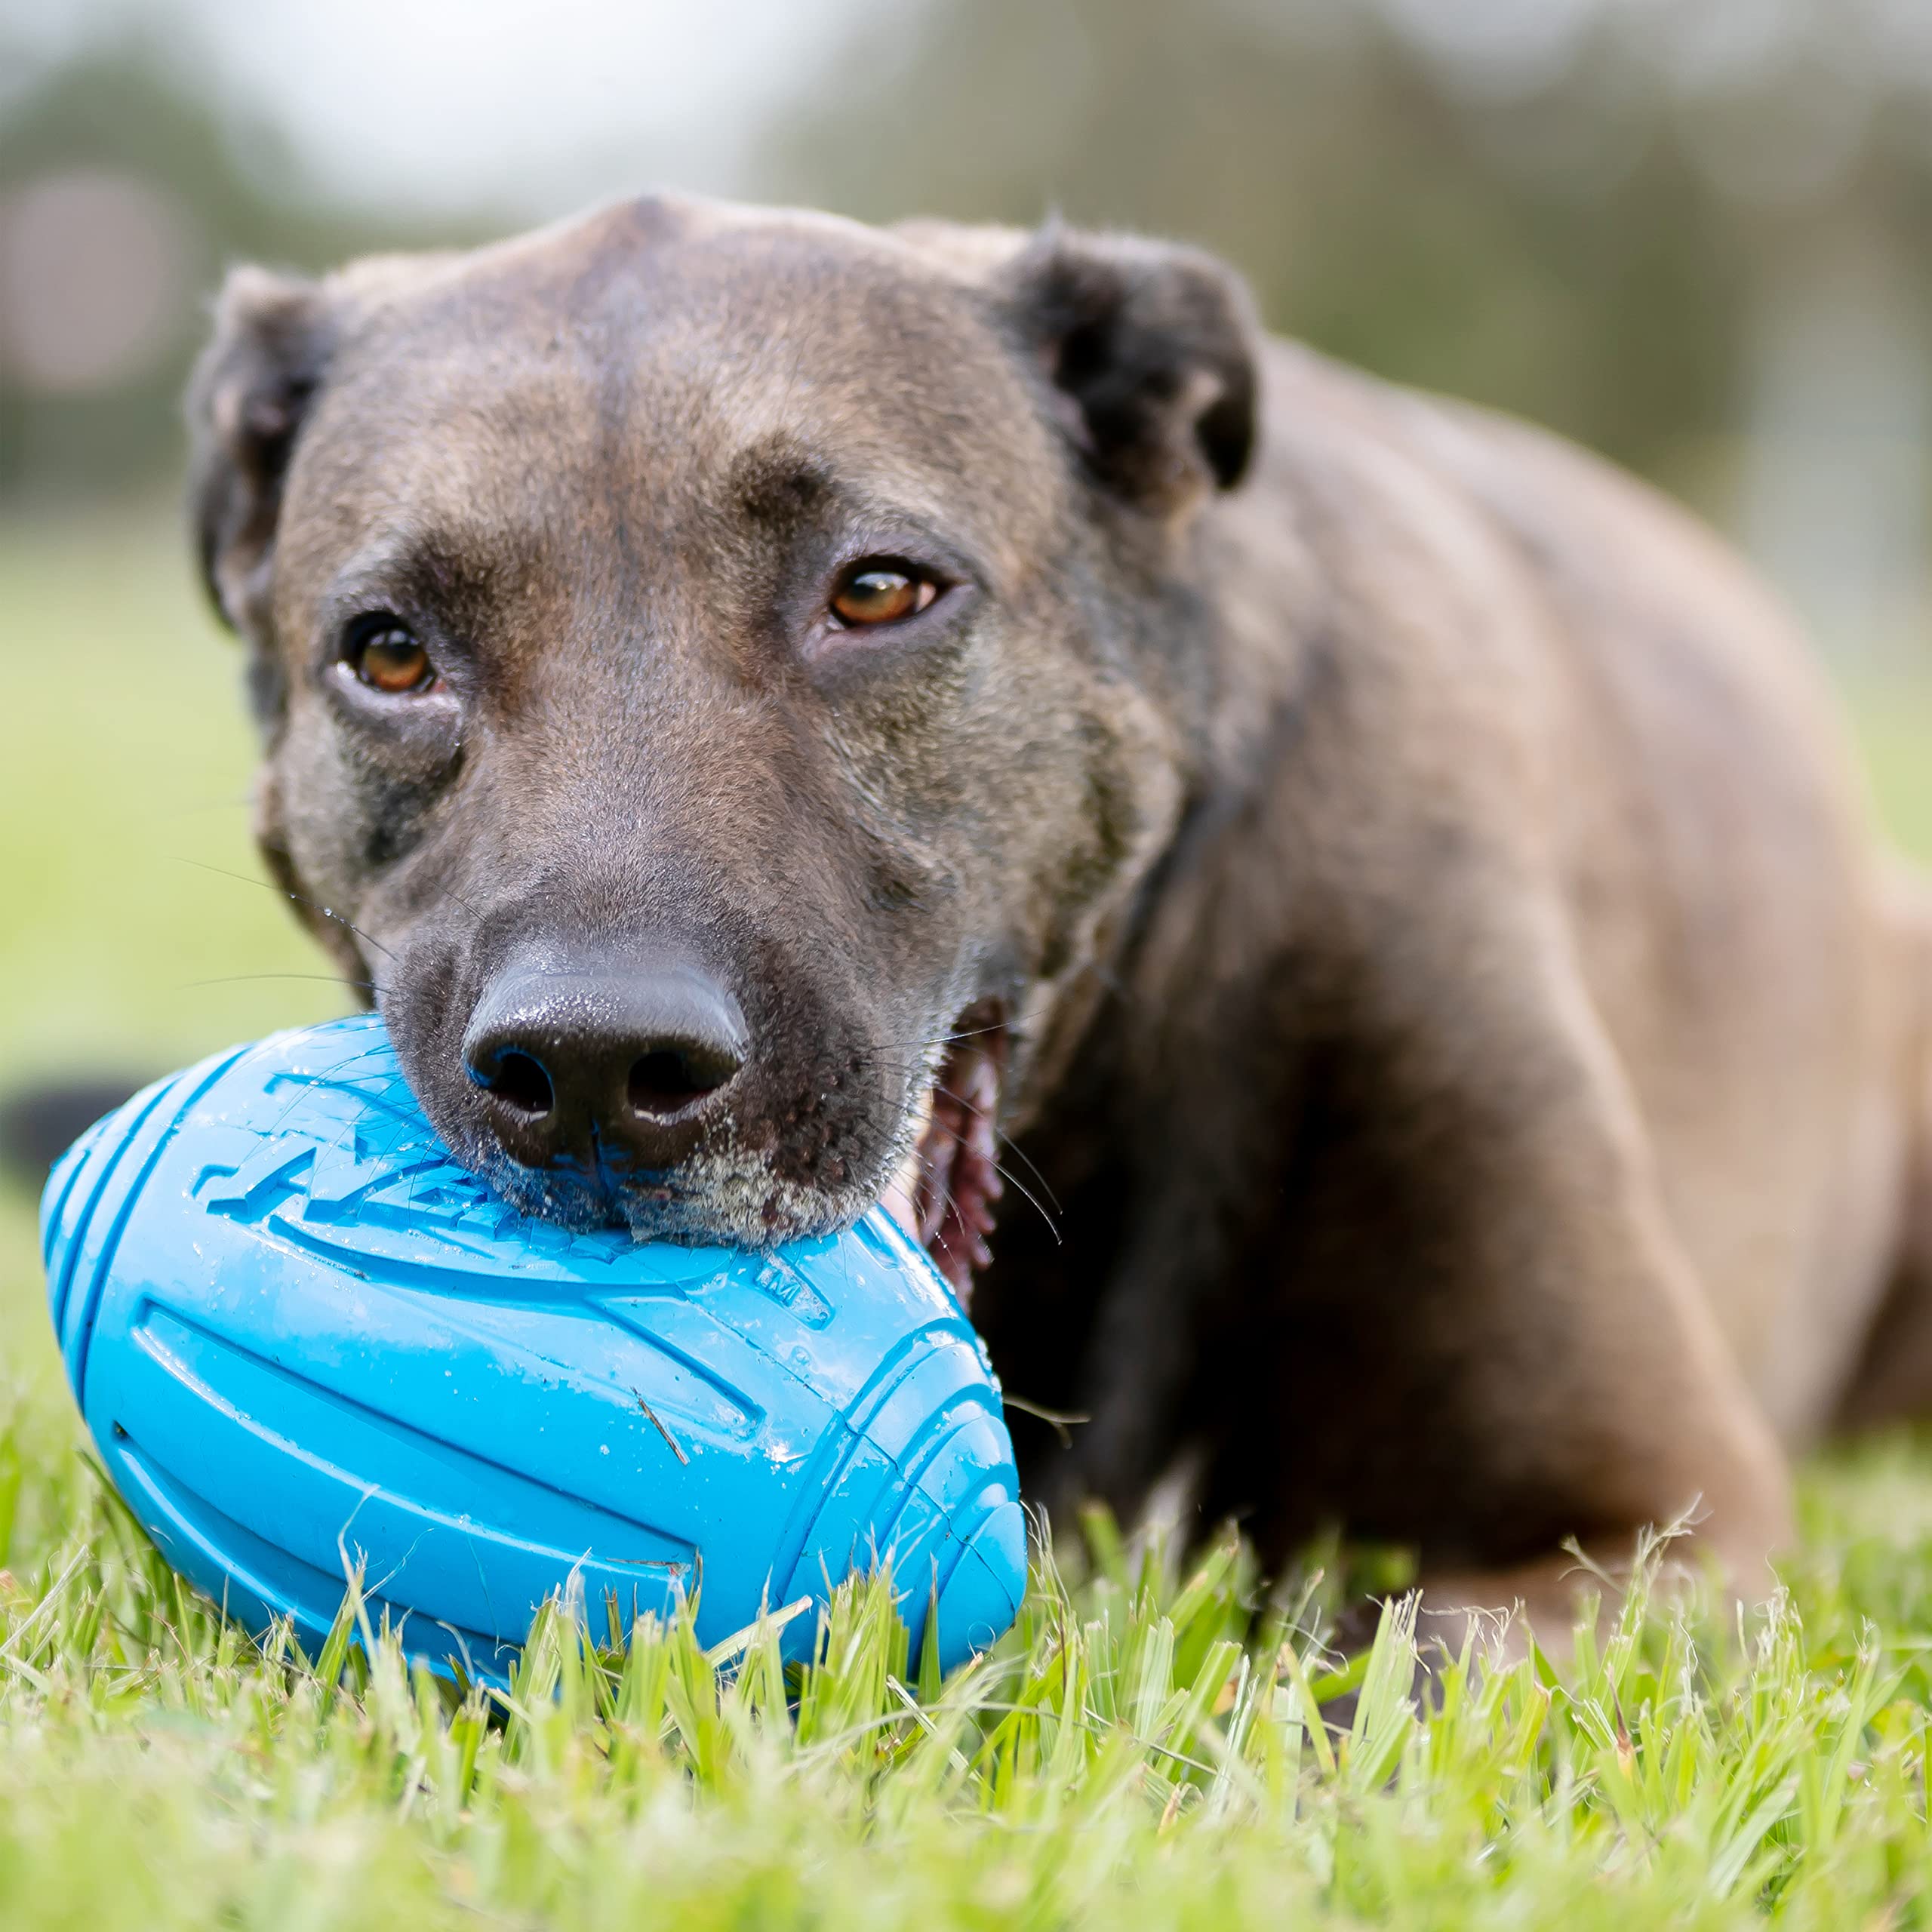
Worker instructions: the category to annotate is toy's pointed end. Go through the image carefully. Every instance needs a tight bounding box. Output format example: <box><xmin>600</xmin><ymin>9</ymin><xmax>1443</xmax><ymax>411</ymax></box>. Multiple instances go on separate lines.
<box><xmin>40</xmin><ymin>1105</ymin><xmax>120</xmax><ymax>1386</ymax></box>
<box><xmin>933</xmin><ymin>1499</ymin><xmax>1027</xmax><ymax>1670</ymax></box>
<box><xmin>40</xmin><ymin>1130</ymin><xmax>89</xmax><ymax>1279</ymax></box>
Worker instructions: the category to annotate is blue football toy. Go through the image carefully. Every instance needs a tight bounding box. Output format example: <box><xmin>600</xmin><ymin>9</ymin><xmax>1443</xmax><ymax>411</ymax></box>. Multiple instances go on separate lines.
<box><xmin>39</xmin><ymin>1014</ymin><xmax>1026</xmax><ymax>1684</ymax></box>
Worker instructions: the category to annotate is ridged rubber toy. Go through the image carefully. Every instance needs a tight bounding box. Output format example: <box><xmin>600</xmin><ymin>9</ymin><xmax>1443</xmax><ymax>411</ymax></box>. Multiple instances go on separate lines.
<box><xmin>39</xmin><ymin>1014</ymin><xmax>1026</xmax><ymax>1684</ymax></box>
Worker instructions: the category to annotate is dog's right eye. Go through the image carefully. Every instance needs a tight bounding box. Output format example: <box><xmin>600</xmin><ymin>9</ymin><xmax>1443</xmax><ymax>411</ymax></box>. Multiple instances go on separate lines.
<box><xmin>346</xmin><ymin>617</ymin><xmax>437</xmax><ymax>695</ymax></box>
<box><xmin>829</xmin><ymin>561</ymin><xmax>940</xmax><ymax>629</ymax></box>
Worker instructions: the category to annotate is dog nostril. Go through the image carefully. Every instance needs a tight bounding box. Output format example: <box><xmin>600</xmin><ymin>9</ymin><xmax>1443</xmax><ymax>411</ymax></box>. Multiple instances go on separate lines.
<box><xmin>628</xmin><ymin>1047</ymin><xmax>734</xmax><ymax>1117</ymax></box>
<box><xmin>485</xmin><ymin>1050</ymin><xmax>555</xmax><ymax>1119</ymax></box>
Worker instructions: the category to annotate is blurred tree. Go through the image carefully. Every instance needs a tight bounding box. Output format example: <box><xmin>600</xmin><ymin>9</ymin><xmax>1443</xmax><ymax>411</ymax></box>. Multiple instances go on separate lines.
<box><xmin>752</xmin><ymin>0</ymin><xmax>1932</xmax><ymax>543</ymax></box>
<box><xmin>0</xmin><ymin>41</ymin><xmax>491</xmax><ymax>500</ymax></box>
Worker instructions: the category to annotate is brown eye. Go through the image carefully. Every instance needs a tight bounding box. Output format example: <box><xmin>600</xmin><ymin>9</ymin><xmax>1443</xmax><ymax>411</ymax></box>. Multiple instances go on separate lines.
<box><xmin>350</xmin><ymin>620</ymin><xmax>435</xmax><ymax>694</ymax></box>
<box><xmin>829</xmin><ymin>563</ymin><xmax>939</xmax><ymax>628</ymax></box>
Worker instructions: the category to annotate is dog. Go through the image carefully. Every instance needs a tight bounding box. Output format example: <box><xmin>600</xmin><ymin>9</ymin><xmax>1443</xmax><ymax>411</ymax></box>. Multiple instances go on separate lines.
<box><xmin>183</xmin><ymin>192</ymin><xmax>1932</xmax><ymax>1647</ymax></box>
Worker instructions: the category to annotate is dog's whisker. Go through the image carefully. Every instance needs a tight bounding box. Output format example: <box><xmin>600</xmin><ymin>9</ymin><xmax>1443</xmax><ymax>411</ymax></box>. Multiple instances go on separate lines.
<box><xmin>929</xmin><ymin>1079</ymin><xmax>1063</xmax><ymax>1217</ymax></box>
<box><xmin>854</xmin><ymin>1022</ymin><xmax>1011</xmax><ymax>1054</ymax></box>
<box><xmin>908</xmin><ymin>1141</ymin><xmax>962</xmax><ymax>1226</ymax></box>
<box><xmin>172</xmin><ymin>856</ymin><xmax>400</xmax><ymax>963</ymax></box>
<box><xmin>917</xmin><ymin>1100</ymin><xmax>1060</xmax><ymax>1247</ymax></box>
<box><xmin>184</xmin><ymin>973</ymin><xmax>389</xmax><ymax>995</ymax></box>
<box><xmin>432</xmin><ymin>880</ymin><xmax>485</xmax><ymax>928</ymax></box>
<box><xmin>988</xmin><ymin>1157</ymin><xmax>1060</xmax><ymax>1247</ymax></box>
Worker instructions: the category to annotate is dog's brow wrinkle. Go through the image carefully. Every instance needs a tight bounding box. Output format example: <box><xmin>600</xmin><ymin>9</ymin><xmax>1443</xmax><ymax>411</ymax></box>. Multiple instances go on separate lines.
<box><xmin>331</xmin><ymin>528</ymin><xmax>525</xmax><ymax>635</ymax></box>
<box><xmin>731</xmin><ymin>439</ymin><xmax>832</xmax><ymax>523</ymax></box>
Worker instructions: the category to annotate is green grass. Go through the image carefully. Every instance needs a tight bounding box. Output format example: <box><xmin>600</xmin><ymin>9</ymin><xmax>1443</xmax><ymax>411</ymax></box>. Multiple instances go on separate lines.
<box><xmin>7</xmin><ymin>509</ymin><xmax>1932</xmax><ymax>1928</ymax></box>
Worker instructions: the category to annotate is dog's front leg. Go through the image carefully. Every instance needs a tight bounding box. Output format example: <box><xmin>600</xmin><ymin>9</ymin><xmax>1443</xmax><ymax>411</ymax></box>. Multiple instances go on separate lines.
<box><xmin>1378</xmin><ymin>946</ymin><xmax>1794</xmax><ymax>1649</ymax></box>
<box><xmin>1066</xmin><ymin>894</ymin><xmax>1793</xmax><ymax>1655</ymax></box>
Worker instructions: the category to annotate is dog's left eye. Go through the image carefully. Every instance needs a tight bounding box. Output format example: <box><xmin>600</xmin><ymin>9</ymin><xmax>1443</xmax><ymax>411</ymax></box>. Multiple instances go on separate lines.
<box><xmin>829</xmin><ymin>561</ymin><xmax>940</xmax><ymax>628</ymax></box>
<box><xmin>346</xmin><ymin>617</ymin><xmax>437</xmax><ymax>695</ymax></box>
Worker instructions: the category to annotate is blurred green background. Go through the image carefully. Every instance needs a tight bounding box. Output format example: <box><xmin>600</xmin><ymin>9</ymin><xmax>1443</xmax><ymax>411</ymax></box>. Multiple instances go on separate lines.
<box><xmin>5</xmin><ymin>0</ymin><xmax>1932</xmax><ymax>1396</ymax></box>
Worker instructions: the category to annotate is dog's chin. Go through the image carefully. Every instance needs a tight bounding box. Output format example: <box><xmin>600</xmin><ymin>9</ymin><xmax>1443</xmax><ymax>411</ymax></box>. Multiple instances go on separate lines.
<box><xmin>450</xmin><ymin>1137</ymin><xmax>866</xmax><ymax>1250</ymax></box>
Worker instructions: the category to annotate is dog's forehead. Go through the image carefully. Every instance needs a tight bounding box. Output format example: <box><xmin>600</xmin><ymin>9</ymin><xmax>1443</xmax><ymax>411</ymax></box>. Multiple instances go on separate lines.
<box><xmin>302</xmin><ymin>200</ymin><xmax>1057</xmax><ymax>558</ymax></box>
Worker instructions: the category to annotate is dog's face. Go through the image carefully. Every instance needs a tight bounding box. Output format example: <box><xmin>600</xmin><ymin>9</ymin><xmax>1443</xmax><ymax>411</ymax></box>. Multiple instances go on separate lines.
<box><xmin>190</xmin><ymin>196</ymin><xmax>1257</xmax><ymax>1287</ymax></box>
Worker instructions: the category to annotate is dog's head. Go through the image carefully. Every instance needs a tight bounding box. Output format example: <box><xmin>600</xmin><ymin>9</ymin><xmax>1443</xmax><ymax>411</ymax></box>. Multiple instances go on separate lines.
<box><xmin>189</xmin><ymin>195</ymin><xmax>1259</xmax><ymax>1289</ymax></box>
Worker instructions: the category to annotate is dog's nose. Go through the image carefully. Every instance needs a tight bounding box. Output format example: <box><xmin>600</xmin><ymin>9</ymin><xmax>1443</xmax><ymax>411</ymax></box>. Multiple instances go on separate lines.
<box><xmin>462</xmin><ymin>955</ymin><xmax>749</xmax><ymax>1174</ymax></box>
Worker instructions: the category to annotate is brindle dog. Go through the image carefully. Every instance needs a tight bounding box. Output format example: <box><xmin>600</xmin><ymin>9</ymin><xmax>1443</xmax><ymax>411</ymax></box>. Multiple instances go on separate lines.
<box><xmin>188</xmin><ymin>193</ymin><xmax>1932</xmax><ymax>1647</ymax></box>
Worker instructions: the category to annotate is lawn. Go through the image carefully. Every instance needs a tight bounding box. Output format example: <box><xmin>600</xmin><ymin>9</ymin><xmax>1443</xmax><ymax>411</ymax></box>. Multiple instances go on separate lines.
<box><xmin>6</xmin><ymin>509</ymin><xmax>1932</xmax><ymax>1929</ymax></box>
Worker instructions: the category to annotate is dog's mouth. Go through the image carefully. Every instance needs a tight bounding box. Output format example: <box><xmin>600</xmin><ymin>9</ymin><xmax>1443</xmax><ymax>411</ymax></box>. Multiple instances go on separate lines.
<box><xmin>882</xmin><ymin>1002</ymin><xmax>1008</xmax><ymax>1303</ymax></box>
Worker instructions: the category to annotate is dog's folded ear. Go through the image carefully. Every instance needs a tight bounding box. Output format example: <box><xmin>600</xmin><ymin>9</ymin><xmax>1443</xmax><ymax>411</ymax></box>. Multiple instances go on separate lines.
<box><xmin>998</xmin><ymin>226</ymin><xmax>1261</xmax><ymax>515</ymax></box>
<box><xmin>188</xmin><ymin>266</ymin><xmax>334</xmax><ymax>661</ymax></box>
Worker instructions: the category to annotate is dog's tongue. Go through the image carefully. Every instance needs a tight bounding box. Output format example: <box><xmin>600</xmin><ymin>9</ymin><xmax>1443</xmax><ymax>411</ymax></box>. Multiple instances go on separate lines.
<box><xmin>916</xmin><ymin>1051</ymin><xmax>1003</xmax><ymax>1298</ymax></box>
<box><xmin>880</xmin><ymin>1029</ymin><xmax>1006</xmax><ymax>1304</ymax></box>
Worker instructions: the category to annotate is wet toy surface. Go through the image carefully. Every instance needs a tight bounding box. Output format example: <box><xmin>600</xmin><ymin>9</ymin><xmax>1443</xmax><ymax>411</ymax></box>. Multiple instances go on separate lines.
<box><xmin>40</xmin><ymin>1014</ymin><xmax>1026</xmax><ymax>1684</ymax></box>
